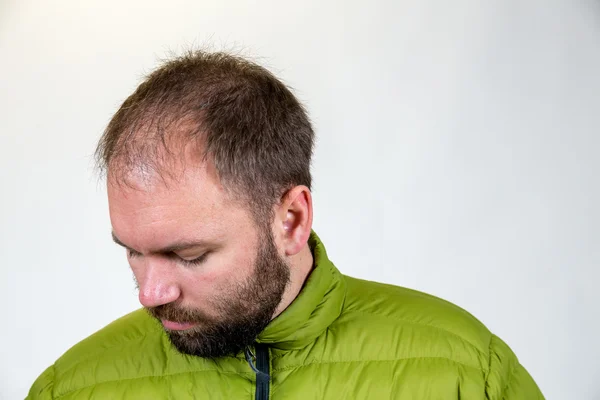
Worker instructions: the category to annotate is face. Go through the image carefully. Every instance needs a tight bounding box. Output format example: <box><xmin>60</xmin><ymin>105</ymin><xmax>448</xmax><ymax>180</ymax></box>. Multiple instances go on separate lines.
<box><xmin>107</xmin><ymin>161</ymin><xmax>290</xmax><ymax>358</ymax></box>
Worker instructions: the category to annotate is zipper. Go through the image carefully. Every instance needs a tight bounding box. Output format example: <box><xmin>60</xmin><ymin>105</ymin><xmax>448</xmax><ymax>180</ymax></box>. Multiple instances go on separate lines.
<box><xmin>244</xmin><ymin>344</ymin><xmax>270</xmax><ymax>400</ymax></box>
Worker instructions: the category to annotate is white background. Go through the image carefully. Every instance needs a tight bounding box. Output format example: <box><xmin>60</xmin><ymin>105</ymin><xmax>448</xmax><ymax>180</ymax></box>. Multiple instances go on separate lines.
<box><xmin>1</xmin><ymin>0</ymin><xmax>599</xmax><ymax>398</ymax></box>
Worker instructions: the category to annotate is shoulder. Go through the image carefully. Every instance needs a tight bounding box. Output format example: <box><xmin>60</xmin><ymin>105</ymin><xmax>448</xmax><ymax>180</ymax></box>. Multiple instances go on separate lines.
<box><xmin>334</xmin><ymin>275</ymin><xmax>493</xmax><ymax>367</ymax></box>
<box><xmin>28</xmin><ymin>309</ymin><xmax>165</xmax><ymax>399</ymax></box>
<box><xmin>327</xmin><ymin>276</ymin><xmax>544</xmax><ymax>398</ymax></box>
<box><xmin>54</xmin><ymin>308</ymin><xmax>160</xmax><ymax>371</ymax></box>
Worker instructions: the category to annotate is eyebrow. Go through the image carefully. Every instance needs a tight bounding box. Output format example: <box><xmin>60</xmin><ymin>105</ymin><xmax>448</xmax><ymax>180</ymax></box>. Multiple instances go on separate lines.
<box><xmin>111</xmin><ymin>232</ymin><xmax>209</xmax><ymax>255</ymax></box>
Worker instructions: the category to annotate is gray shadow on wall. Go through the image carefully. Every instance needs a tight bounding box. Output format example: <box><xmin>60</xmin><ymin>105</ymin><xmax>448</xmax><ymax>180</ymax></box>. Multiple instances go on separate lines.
<box><xmin>588</xmin><ymin>0</ymin><xmax>600</xmax><ymax>21</ymax></box>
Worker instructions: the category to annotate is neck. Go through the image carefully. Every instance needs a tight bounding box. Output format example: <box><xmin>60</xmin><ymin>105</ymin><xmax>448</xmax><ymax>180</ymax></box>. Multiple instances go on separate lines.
<box><xmin>272</xmin><ymin>244</ymin><xmax>314</xmax><ymax>319</ymax></box>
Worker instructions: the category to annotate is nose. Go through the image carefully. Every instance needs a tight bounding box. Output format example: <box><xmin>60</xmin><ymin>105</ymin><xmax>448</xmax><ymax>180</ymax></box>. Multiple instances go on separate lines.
<box><xmin>136</xmin><ymin>258</ymin><xmax>181</xmax><ymax>308</ymax></box>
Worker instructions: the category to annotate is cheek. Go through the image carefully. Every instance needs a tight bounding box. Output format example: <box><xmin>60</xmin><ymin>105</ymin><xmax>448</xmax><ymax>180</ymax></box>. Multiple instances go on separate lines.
<box><xmin>185</xmin><ymin>248</ymin><xmax>256</xmax><ymax>295</ymax></box>
<box><xmin>177</xmin><ymin>261</ymin><xmax>224</xmax><ymax>302</ymax></box>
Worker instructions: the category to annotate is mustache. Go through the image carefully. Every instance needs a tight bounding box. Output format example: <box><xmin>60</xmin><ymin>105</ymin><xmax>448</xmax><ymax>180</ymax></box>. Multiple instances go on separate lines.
<box><xmin>147</xmin><ymin>302</ymin><xmax>213</xmax><ymax>324</ymax></box>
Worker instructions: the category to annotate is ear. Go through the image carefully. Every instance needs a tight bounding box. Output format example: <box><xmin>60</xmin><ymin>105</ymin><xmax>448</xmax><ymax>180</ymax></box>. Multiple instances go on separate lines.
<box><xmin>274</xmin><ymin>185</ymin><xmax>313</xmax><ymax>256</ymax></box>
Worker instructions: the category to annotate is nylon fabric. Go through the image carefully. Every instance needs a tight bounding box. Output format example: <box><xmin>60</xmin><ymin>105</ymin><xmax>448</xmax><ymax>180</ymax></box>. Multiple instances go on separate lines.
<box><xmin>27</xmin><ymin>232</ymin><xmax>544</xmax><ymax>399</ymax></box>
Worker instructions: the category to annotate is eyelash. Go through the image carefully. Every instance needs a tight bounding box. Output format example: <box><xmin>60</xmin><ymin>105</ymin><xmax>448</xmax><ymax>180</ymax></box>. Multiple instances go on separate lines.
<box><xmin>127</xmin><ymin>249</ymin><xmax>141</xmax><ymax>259</ymax></box>
<box><xmin>179</xmin><ymin>253</ymin><xmax>208</xmax><ymax>267</ymax></box>
<box><xmin>127</xmin><ymin>250</ymin><xmax>209</xmax><ymax>267</ymax></box>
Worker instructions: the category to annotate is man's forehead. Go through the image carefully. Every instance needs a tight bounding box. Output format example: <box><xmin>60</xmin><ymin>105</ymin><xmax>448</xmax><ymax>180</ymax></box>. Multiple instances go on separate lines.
<box><xmin>107</xmin><ymin>174</ymin><xmax>225</xmax><ymax>221</ymax></box>
<box><xmin>107</xmin><ymin>182</ymin><xmax>227</xmax><ymax>254</ymax></box>
<box><xmin>106</xmin><ymin>159</ymin><xmax>251</xmax><ymax>249</ymax></box>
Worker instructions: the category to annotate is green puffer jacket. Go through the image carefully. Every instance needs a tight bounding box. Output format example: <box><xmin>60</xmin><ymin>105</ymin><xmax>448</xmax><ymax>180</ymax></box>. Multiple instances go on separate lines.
<box><xmin>28</xmin><ymin>233</ymin><xmax>544</xmax><ymax>399</ymax></box>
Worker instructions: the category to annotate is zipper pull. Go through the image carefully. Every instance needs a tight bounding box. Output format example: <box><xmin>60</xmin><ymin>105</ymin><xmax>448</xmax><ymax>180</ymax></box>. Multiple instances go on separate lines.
<box><xmin>244</xmin><ymin>345</ymin><xmax>270</xmax><ymax>382</ymax></box>
<box><xmin>244</xmin><ymin>346</ymin><xmax>261</xmax><ymax>375</ymax></box>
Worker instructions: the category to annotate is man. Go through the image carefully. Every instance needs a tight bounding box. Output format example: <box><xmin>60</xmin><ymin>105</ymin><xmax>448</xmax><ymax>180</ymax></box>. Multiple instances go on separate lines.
<box><xmin>28</xmin><ymin>51</ymin><xmax>544</xmax><ymax>399</ymax></box>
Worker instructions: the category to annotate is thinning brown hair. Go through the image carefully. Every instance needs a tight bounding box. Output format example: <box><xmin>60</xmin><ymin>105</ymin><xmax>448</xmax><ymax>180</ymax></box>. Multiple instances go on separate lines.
<box><xmin>95</xmin><ymin>51</ymin><xmax>315</xmax><ymax>223</ymax></box>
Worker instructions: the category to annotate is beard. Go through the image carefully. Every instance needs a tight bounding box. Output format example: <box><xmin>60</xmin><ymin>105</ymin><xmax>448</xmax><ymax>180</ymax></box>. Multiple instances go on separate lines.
<box><xmin>146</xmin><ymin>228</ymin><xmax>290</xmax><ymax>359</ymax></box>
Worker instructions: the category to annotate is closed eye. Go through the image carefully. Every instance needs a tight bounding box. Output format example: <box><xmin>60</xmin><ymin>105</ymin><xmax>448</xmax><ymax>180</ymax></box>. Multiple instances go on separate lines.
<box><xmin>126</xmin><ymin>248</ymin><xmax>208</xmax><ymax>267</ymax></box>
<box><xmin>127</xmin><ymin>249</ymin><xmax>142</xmax><ymax>259</ymax></box>
<box><xmin>178</xmin><ymin>252</ymin><xmax>209</xmax><ymax>267</ymax></box>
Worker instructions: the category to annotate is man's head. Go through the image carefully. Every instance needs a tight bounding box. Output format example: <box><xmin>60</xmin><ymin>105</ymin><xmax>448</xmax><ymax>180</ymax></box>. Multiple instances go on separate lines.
<box><xmin>97</xmin><ymin>51</ymin><xmax>315</xmax><ymax>358</ymax></box>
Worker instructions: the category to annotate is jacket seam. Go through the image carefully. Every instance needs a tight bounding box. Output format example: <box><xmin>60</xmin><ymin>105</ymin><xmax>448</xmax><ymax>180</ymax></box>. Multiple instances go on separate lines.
<box><xmin>49</xmin><ymin>363</ymin><xmax>57</xmax><ymax>400</ymax></box>
<box><xmin>500</xmin><ymin>361</ymin><xmax>521</xmax><ymax>399</ymax></box>
<box><xmin>342</xmin><ymin>309</ymin><xmax>489</xmax><ymax>358</ymax></box>
<box><xmin>484</xmin><ymin>334</ymin><xmax>497</xmax><ymax>399</ymax></box>
<box><xmin>272</xmin><ymin>356</ymin><xmax>483</xmax><ymax>373</ymax></box>
<box><xmin>54</xmin><ymin>369</ymin><xmax>254</xmax><ymax>399</ymax></box>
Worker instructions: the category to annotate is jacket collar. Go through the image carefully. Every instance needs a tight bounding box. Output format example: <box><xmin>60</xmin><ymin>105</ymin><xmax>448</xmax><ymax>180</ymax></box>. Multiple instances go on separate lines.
<box><xmin>256</xmin><ymin>231</ymin><xmax>346</xmax><ymax>350</ymax></box>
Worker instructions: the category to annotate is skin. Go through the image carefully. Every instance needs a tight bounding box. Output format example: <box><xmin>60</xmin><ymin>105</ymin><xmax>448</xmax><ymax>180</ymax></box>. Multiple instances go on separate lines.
<box><xmin>107</xmin><ymin>151</ymin><xmax>314</xmax><ymax>348</ymax></box>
